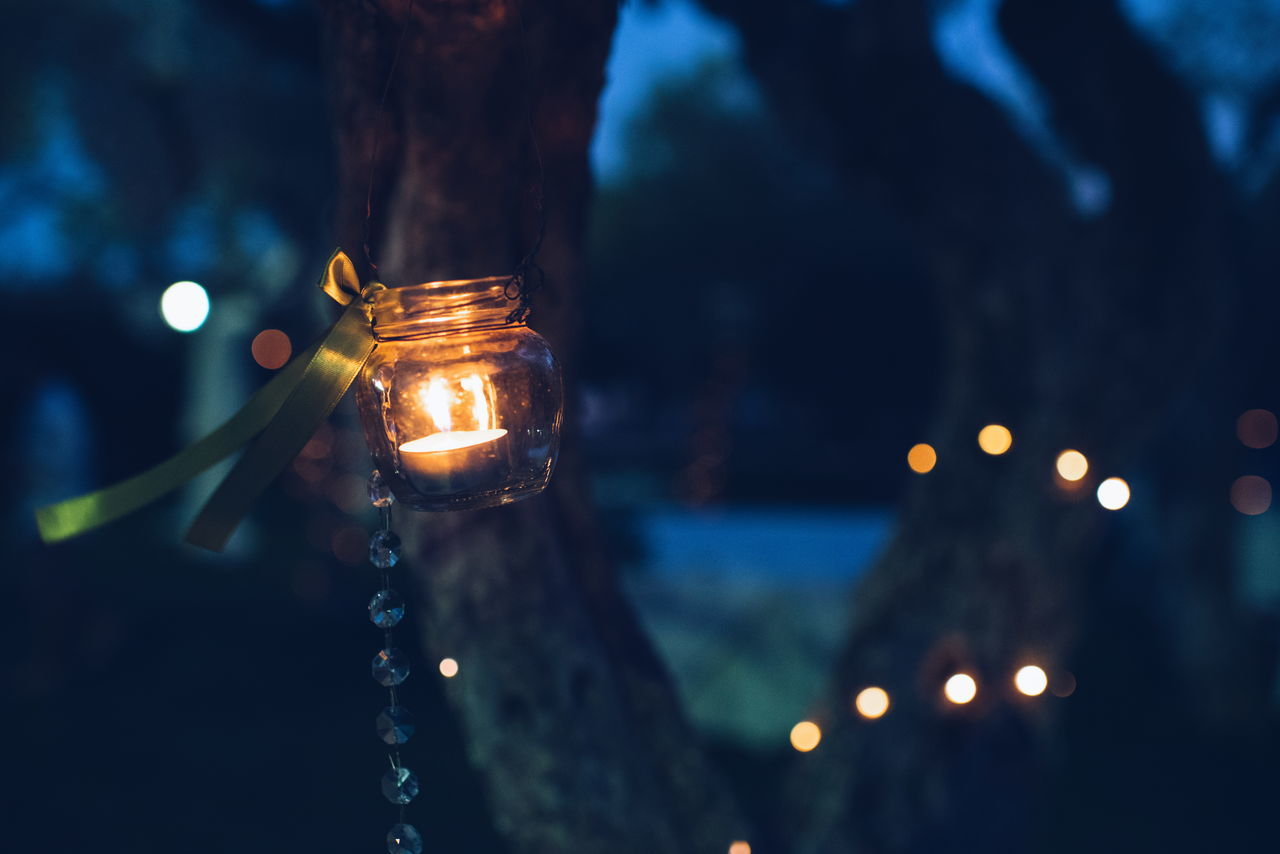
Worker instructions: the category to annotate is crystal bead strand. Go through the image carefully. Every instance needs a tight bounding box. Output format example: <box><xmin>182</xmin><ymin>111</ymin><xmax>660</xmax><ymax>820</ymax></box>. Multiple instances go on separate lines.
<box><xmin>367</xmin><ymin>471</ymin><xmax>424</xmax><ymax>854</ymax></box>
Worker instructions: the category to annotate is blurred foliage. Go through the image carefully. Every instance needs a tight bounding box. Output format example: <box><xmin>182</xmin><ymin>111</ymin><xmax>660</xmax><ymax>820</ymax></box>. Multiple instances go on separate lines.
<box><xmin>587</xmin><ymin>58</ymin><xmax>942</xmax><ymax>500</ymax></box>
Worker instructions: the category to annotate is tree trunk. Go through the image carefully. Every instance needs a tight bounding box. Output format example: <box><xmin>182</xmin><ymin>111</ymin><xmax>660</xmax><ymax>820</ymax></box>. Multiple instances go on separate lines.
<box><xmin>320</xmin><ymin>2</ymin><xmax>747</xmax><ymax>851</ymax></box>
<box><xmin>698</xmin><ymin>0</ymin><xmax>1276</xmax><ymax>851</ymax></box>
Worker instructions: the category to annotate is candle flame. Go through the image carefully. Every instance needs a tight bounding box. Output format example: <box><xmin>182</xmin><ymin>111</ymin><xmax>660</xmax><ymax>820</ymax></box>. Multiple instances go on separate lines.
<box><xmin>423</xmin><ymin>377</ymin><xmax>453</xmax><ymax>432</ymax></box>
<box><xmin>405</xmin><ymin>373</ymin><xmax>504</xmax><ymax>453</ymax></box>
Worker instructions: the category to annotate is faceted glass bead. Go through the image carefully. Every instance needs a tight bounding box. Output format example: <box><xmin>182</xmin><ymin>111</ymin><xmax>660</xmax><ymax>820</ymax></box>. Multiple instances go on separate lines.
<box><xmin>369</xmin><ymin>589</ymin><xmax>405</xmax><ymax>628</ymax></box>
<box><xmin>376</xmin><ymin>705</ymin><xmax>416</xmax><ymax>745</ymax></box>
<box><xmin>372</xmin><ymin>648</ymin><xmax>410</xmax><ymax>686</ymax></box>
<box><xmin>370</xmin><ymin>530</ymin><xmax>402</xmax><ymax>569</ymax></box>
<box><xmin>381</xmin><ymin>766</ymin><xmax>420</xmax><ymax>805</ymax></box>
<box><xmin>386</xmin><ymin>822</ymin><xmax>423</xmax><ymax>854</ymax></box>
<box><xmin>368</xmin><ymin>470</ymin><xmax>395</xmax><ymax>508</ymax></box>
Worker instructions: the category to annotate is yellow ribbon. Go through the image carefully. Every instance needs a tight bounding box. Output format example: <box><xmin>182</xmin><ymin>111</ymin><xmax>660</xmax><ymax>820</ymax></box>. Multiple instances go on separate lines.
<box><xmin>35</xmin><ymin>249</ymin><xmax>377</xmax><ymax>552</ymax></box>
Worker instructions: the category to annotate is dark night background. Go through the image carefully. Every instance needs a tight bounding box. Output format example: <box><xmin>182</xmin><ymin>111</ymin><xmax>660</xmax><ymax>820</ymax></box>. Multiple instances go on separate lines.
<box><xmin>4</xmin><ymin>0</ymin><xmax>1280</xmax><ymax>851</ymax></box>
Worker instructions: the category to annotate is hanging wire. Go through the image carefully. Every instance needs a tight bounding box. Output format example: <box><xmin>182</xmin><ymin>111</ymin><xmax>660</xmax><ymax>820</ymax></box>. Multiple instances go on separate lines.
<box><xmin>362</xmin><ymin>0</ymin><xmax>419</xmax><ymax>278</ymax></box>
<box><xmin>361</xmin><ymin>0</ymin><xmax>547</xmax><ymax>322</ymax></box>
<box><xmin>504</xmin><ymin>0</ymin><xmax>549</xmax><ymax>324</ymax></box>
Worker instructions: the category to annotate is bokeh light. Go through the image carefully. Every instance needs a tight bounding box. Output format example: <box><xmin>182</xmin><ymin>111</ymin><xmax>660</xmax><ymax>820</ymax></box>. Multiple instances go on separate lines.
<box><xmin>439</xmin><ymin>657</ymin><xmax>459</xmax><ymax>678</ymax></box>
<box><xmin>854</xmin><ymin>686</ymin><xmax>891</xmax><ymax>719</ymax></box>
<box><xmin>1096</xmin><ymin>477</ymin><xmax>1130</xmax><ymax>510</ymax></box>
<box><xmin>1055</xmin><ymin>449</ymin><xmax>1089</xmax><ymax>482</ymax></box>
<box><xmin>1230</xmin><ymin>475</ymin><xmax>1272</xmax><ymax>516</ymax></box>
<box><xmin>978</xmin><ymin>424</ymin><xmax>1012</xmax><ymax>455</ymax></box>
<box><xmin>790</xmin><ymin>720</ymin><xmax>822</xmax><ymax>752</ymax></box>
<box><xmin>159</xmin><ymin>280</ymin><xmax>210</xmax><ymax>332</ymax></box>
<box><xmin>907</xmin><ymin>443</ymin><xmax>937</xmax><ymax>474</ymax></box>
<box><xmin>729</xmin><ymin>842</ymin><xmax>751</xmax><ymax>854</ymax></box>
<box><xmin>251</xmin><ymin>328</ymin><xmax>292</xmax><ymax>369</ymax></box>
<box><xmin>1014</xmin><ymin>665</ymin><xmax>1048</xmax><ymax>697</ymax></box>
<box><xmin>943</xmin><ymin>672</ymin><xmax>977</xmax><ymax>704</ymax></box>
<box><xmin>1237</xmin><ymin>409</ymin><xmax>1278</xmax><ymax>449</ymax></box>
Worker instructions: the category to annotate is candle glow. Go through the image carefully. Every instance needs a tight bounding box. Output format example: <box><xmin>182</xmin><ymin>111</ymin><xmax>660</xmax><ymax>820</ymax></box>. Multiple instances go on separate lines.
<box><xmin>400</xmin><ymin>373</ymin><xmax>506</xmax><ymax>453</ymax></box>
<box><xmin>356</xmin><ymin>274</ymin><xmax>563</xmax><ymax>511</ymax></box>
<box><xmin>400</xmin><ymin>429</ymin><xmax>508</xmax><ymax>454</ymax></box>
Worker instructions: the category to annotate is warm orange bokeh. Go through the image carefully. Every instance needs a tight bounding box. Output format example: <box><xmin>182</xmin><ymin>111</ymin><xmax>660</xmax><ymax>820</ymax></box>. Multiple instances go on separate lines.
<box><xmin>790</xmin><ymin>721</ymin><xmax>822</xmax><ymax>752</ymax></box>
<box><xmin>978</xmin><ymin>424</ymin><xmax>1012</xmax><ymax>455</ymax></box>
<box><xmin>907</xmin><ymin>443</ymin><xmax>937</xmax><ymax>474</ymax></box>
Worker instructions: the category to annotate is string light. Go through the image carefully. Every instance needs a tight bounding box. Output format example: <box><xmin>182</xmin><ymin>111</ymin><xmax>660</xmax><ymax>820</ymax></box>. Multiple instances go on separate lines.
<box><xmin>943</xmin><ymin>672</ymin><xmax>977</xmax><ymax>704</ymax></box>
<box><xmin>977</xmin><ymin>424</ymin><xmax>1012</xmax><ymax>455</ymax></box>
<box><xmin>1096</xmin><ymin>477</ymin><xmax>1130</xmax><ymax>510</ymax></box>
<box><xmin>160</xmin><ymin>281</ymin><xmax>210</xmax><ymax>332</ymax></box>
<box><xmin>907</xmin><ymin>443</ymin><xmax>937</xmax><ymax>474</ymax></box>
<box><xmin>729</xmin><ymin>842</ymin><xmax>752</xmax><ymax>854</ymax></box>
<box><xmin>438</xmin><ymin>657</ymin><xmax>459</xmax><ymax>678</ymax></box>
<box><xmin>854</xmin><ymin>686</ymin><xmax>891</xmax><ymax>719</ymax></box>
<box><xmin>1014</xmin><ymin>665</ymin><xmax>1048</xmax><ymax>697</ymax></box>
<box><xmin>1055</xmin><ymin>450</ymin><xmax>1088</xmax><ymax>482</ymax></box>
<box><xmin>790</xmin><ymin>720</ymin><xmax>822</xmax><ymax>752</ymax></box>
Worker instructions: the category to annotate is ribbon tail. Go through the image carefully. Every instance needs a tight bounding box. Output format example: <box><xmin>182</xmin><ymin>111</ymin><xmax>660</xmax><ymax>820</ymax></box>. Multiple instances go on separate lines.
<box><xmin>34</xmin><ymin>343</ymin><xmax>319</xmax><ymax>545</ymax></box>
<box><xmin>184</xmin><ymin>300</ymin><xmax>375</xmax><ymax>552</ymax></box>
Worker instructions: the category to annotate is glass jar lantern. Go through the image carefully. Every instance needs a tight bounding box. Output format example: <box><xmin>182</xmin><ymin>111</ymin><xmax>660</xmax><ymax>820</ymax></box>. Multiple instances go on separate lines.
<box><xmin>355</xmin><ymin>275</ymin><xmax>563</xmax><ymax>511</ymax></box>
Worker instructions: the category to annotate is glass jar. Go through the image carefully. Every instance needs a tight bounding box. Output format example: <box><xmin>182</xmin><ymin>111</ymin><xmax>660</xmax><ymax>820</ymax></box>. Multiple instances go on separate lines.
<box><xmin>355</xmin><ymin>275</ymin><xmax>563</xmax><ymax>511</ymax></box>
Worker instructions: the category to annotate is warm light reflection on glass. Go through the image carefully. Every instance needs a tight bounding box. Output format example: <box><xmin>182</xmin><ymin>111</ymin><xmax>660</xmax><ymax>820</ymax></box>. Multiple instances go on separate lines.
<box><xmin>790</xmin><ymin>720</ymin><xmax>822</xmax><ymax>752</ymax></box>
<box><xmin>1230</xmin><ymin>475</ymin><xmax>1272</xmax><ymax>515</ymax></box>
<box><xmin>1237</xmin><ymin>409</ymin><xmax>1278</xmax><ymax>449</ymax></box>
<box><xmin>907</xmin><ymin>443</ymin><xmax>937</xmax><ymax>474</ymax></box>
<box><xmin>160</xmin><ymin>280</ymin><xmax>210</xmax><ymax>332</ymax></box>
<box><xmin>854</xmin><ymin>686</ymin><xmax>891</xmax><ymax>719</ymax></box>
<box><xmin>978</xmin><ymin>424</ymin><xmax>1013</xmax><ymax>455</ymax></box>
<box><xmin>1014</xmin><ymin>665</ymin><xmax>1048</xmax><ymax>697</ymax></box>
<box><xmin>251</xmin><ymin>328</ymin><xmax>292</xmax><ymax>370</ymax></box>
<box><xmin>729</xmin><ymin>842</ymin><xmax>751</xmax><ymax>854</ymax></box>
<box><xmin>439</xmin><ymin>657</ymin><xmax>459</xmax><ymax>678</ymax></box>
<box><xmin>944</xmin><ymin>672</ymin><xmax>978</xmax><ymax>704</ymax></box>
<box><xmin>1055</xmin><ymin>450</ymin><xmax>1089</xmax><ymax>482</ymax></box>
<box><xmin>1096</xmin><ymin>477</ymin><xmax>1130</xmax><ymax>510</ymax></box>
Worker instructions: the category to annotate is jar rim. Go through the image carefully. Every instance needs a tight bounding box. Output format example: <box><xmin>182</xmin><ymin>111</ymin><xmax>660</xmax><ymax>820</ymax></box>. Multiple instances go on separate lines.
<box><xmin>366</xmin><ymin>275</ymin><xmax>518</xmax><ymax>340</ymax></box>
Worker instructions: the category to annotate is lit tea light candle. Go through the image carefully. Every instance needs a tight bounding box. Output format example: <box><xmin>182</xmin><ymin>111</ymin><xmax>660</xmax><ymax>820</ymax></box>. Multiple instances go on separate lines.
<box><xmin>397</xmin><ymin>374</ymin><xmax>513</xmax><ymax>494</ymax></box>
<box><xmin>399</xmin><ymin>428</ymin><xmax>511</xmax><ymax>494</ymax></box>
<box><xmin>355</xmin><ymin>274</ymin><xmax>563</xmax><ymax>512</ymax></box>
<box><xmin>400</xmin><ymin>430</ymin><xmax>509</xmax><ymax>454</ymax></box>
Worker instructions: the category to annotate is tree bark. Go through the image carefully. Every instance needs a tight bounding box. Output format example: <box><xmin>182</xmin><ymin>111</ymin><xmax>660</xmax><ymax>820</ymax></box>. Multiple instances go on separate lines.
<box><xmin>320</xmin><ymin>2</ymin><xmax>748</xmax><ymax>852</ymax></box>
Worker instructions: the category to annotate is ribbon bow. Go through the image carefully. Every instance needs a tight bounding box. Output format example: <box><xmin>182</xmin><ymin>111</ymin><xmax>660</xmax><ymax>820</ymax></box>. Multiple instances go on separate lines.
<box><xmin>35</xmin><ymin>249</ymin><xmax>377</xmax><ymax>552</ymax></box>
